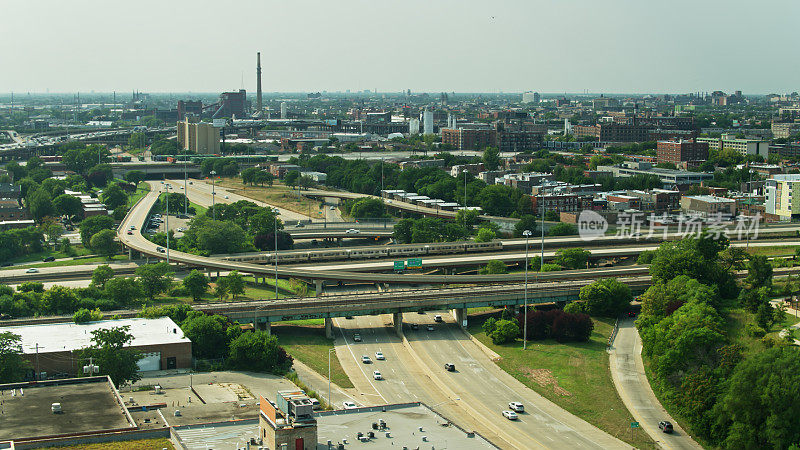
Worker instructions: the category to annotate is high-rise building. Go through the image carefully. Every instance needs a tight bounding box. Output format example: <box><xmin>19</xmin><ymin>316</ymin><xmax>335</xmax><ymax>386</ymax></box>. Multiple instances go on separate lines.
<box><xmin>423</xmin><ymin>109</ymin><xmax>433</xmax><ymax>135</ymax></box>
<box><xmin>280</xmin><ymin>102</ymin><xmax>287</xmax><ymax>119</ymax></box>
<box><xmin>408</xmin><ymin>118</ymin><xmax>420</xmax><ymax>135</ymax></box>
<box><xmin>656</xmin><ymin>139</ymin><xmax>709</xmax><ymax>165</ymax></box>
<box><xmin>766</xmin><ymin>174</ymin><xmax>800</xmax><ymax>221</ymax></box>
<box><xmin>177</xmin><ymin>117</ymin><xmax>220</xmax><ymax>154</ymax></box>
<box><xmin>522</xmin><ymin>92</ymin><xmax>540</xmax><ymax>104</ymax></box>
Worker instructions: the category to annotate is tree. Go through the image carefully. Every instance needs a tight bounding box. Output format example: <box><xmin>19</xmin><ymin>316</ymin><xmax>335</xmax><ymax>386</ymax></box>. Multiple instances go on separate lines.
<box><xmin>181</xmin><ymin>313</ymin><xmax>230</xmax><ymax>359</ymax></box>
<box><xmin>41</xmin><ymin>285</ymin><xmax>79</xmax><ymax>314</ymax></box>
<box><xmin>53</xmin><ymin>194</ymin><xmax>84</xmax><ymax>220</ymax></box>
<box><xmin>104</xmin><ymin>277</ymin><xmax>144</xmax><ymax>307</ymax></box>
<box><xmin>479</xmin><ymin>259</ymin><xmax>507</xmax><ymax>274</ymax></box>
<box><xmin>214</xmin><ymin>282</ymin><xmax>229</xmax><ymax>300</ymax></box>
<box><xmin>483</xmin><ymin>146</ymin><xmax>500</xmax><ymax>170</ymax></box>
<box><xmin>455</xmin><ymin>209</ymin><xmax>480</xmax><ymax>230</ymax></box>
<box><xmin>579</xmin><ymin>278</ymin><xmax>632</xmax><ymax>317</ymax></box>
<box><xmin>489</xmin><ymin>319</ymin><xmax>519</xmax><ymax>344</ymax></box>
<box><xmin>101</xmin><ymin>183</ymin><xmax>128</xmax><ymax>211</ymax></box>
<box><xmin>64</xmin><ymin>145</ymin><xmax>107</xmax><ymax>174</ymax></box>
<box><xmin>183</xmin><ymin>270</ymin><xmax>209</xmax><ymax>302</ymax></box>
<box><xmin>297</xmin><ymin>175</ymin><xmax>314</xmax><ymax>190</ymax></box>
<box><xmin>27</xmin><ymin>188</ymin><xmax>53</xmax><ymax>223</ymax></box>
<box><xmin>124</xmin><ymin>170</ymin><xmax>146</xmax><ymax>185</ymax></box>
<box><xmin>220</xmin><ymin>271</ymin><xmax>245</xmax><ymax>299</ymax></box>
<box><xmin>513</xmin><ymin>215</ymin><xmax>537</xmax><ymax>238</ymax></box>
<box><xmin>284</xmin><ymin>170</ymin><xmax>300</xmax><ymax>188</ymax></box>
<box><xmin>475</xmin><ymin>227</ymin><xmax>496</xmax><ymax>242</ymax></box>
<box><xmin>80</xmin><ymin>215</ymin><xmax>115</xmax><ymax>246</ymax></box>
<box><xmin>135</xmin><ymin>262</ymin><xmax>174</xmax><ymax>301</ymax></box>
<box><xmin>348</xmin><ymin>198</ymin><xmax>385</xmax><ymax>219</ymax></box>
<box><xmin>228</xmin><ymin>330</ymin><xmax>293</xmax><ymax>374</ymax></box>
<box><xmin>90</xmin><ymin>229</ymin><xmax>118</xmax><ymax>258</ymax></box>
<box><xmin>745</xmin><ymin>255</ymin><xmax>773</xmax><ymax>290</ymax></box>
<box><xmin>86</xmin><ymin>164</ymin><xmax>113</xmax><ymax>187</ymax></box>
<box><xmin>42</xmin><ymin>220</ymin><xmax>63</xmax><ymax>245</ymax></box>
<box><xmin>718</xmin><ymin>346</ymin><xmax>800</xmax><ymax>449</ymax></box>
<box><xmin>73</xmin><ymin>308</ymin><xmax>103</xmax><ymax>323</ymax></box>
<box><xmin>91</xmin><ymin>264</ymin><xmax>115</xmax><ymax>289</ymax></box>
<box><xmin>554</xmin><ymin>248</ymin><xmax>591</xmax><ymax>270</ymax></box>
<box><xmin>0</xmin><ymin>332</ymin><xmax>28</xmax><ymax>383</ymax></box>
<box><xmin>81</xmin><ymin>326</ymin><xmax>142</xmax><ymax>387</ymax></box>
<box><xmin>128</xmin><ymin>132</ymin><xmax>146</xmax><ymax>149</ymax></box>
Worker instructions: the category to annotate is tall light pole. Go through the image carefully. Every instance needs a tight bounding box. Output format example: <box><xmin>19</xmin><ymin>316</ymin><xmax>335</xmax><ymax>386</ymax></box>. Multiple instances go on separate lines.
<box><xmin>328</xmin><ymin>347</ymin><xmax>335</xmax><ymax>409</ymax></box>
<box><xmin>210</xmin><ymin>170</ymin><xmax>217</xmax><ymax>220</ymax></box>
<box><xmin>274</xmin><ymin>208</ymin><xmax>280</xmax><ymax>300</ymax></box>
<box><xmin>523</xmin><ymin>229</ymin><xmax>532</xmax><ymax>350</ymax></box>
<box><xmin>164</xmin><ymin>184</ymin><xmax>171</xmax><ymax>265</ymax></box>
<box><xmin>183</xmin><ymin>147</ymin><xmax>188</xmax><ymax>215</ymax></box>
<box><xmin>462</xmin><ymin>169</ymin><xmax>468</xmax><ymax>230</ymax></box>
<box><xmin>540</xmin><ymin>194</ymin><xmax>545</xmax><ymax>272</ymax></box>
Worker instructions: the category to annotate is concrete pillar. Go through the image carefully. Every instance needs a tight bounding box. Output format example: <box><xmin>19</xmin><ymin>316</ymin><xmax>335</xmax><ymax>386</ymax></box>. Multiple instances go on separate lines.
<box><xmin>324</xmin><ymin>317</ymin><xmax>334</xmax><ymax>339</ymax></box>
<box><xmin>392</xmin><ymin>312</ymin><xmax>403</xmax><ymax>337</ymax></box>
<box><xmin>452</xmin><ymin>308</ymin><xmax>467</xmax><ymax>328</ymax></box>
<box><xmin>314</xmin><ymin>279</ymin><xmax>324</xmax><ymax>294</ymax></box>
<box><xmin>264</xmin><ymin>321</ymin><xmax>271</xmax><ymax>336</ymax></box>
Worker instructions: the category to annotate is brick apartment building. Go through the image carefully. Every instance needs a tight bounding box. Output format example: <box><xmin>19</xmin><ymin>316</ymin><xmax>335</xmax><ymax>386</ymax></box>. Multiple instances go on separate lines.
<box><xmin>441</xmin><ymin>127</ymin><xmax>497</xmax><ymax>150</ymax></box>
<box><xmin>656</xmin><ymin>139</ymin><xmax>709</xmax><ymax>165</ymax></box>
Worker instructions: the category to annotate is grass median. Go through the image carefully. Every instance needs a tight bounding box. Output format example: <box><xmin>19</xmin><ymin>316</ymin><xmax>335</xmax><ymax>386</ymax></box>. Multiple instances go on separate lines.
<box><xmin>218</xmin><ymin>179</ymin><xmax>324</xmax><ymax>218</ymax></box>
<box><xmin>272</xmin><ymin>324</ymin><xmax>353</xmax><ymax>389</ymax></box>
<box><xmin>52</xmin><ymin>438</ymin><xmax>173</xmax><ymax>449</ymax></box>
<box><xmin>467</xmin><ymin>312</ymin><xmax>654</xmax><ymax>449</ymax></box>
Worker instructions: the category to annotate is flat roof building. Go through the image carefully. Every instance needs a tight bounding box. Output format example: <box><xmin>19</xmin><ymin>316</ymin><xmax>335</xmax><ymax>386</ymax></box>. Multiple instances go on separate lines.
<box><xmin>596</xmin><ymin>161</ymin><xmax>713</xmax><ymax>186</ymax></box>
<box><xmin>657</xmin><ymin>139</ymin><xmax>709</xmax><ymax>165</ymax></box>
<box><xmin>177</xmin><ymin>117</ymin><xmax>221</xmax><ymax>154</ymax></box>
<box><xmin>0</xmin><ymin>317</ymin><xmax>192</xmax><ymax>378</ymax></box>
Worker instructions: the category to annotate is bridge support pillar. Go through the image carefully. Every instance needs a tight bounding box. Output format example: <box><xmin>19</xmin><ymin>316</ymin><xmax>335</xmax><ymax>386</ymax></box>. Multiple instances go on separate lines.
<box><xmin>263</xmin><ymin>321</ymin><xmax>271</xmax><ymax>335</ymax></box>
<box><xmin>314</xmin><ymin>279</ymin><xmax>324</xmax><ymax>294</ymax></box>
<box><xmin>392</xmin><ymin>312</ymin><xmax>403</xmax><ymax>337</ymax></box>
<box><xmin>452</xmin><ymin>308</ymin><xmax>467</xmax><ymax>328</ymax></box>
<box><xmin>325</xmin><ymin>317</ymin><xmax>334</xmax><ymax>339</ymax></box>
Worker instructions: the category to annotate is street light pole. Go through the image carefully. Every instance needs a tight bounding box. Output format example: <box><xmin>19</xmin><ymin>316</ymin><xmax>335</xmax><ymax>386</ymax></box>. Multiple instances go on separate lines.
<box><xmin>184</xmin><ymin>148</ymin><xmax>188</xmax><ymax>215</ymax></box>
<box><xmin>164</xmin><ymin>184</ymin><xmax>171</xmax><ymax>265</ymax></box>
<box><xmin>462</xmin><ymin>169</ymin><xmax>468</xmax><ymax>229</ymax></box>
<box><xmin>328</xmin><ymin>348</ymin><xmax>334</xmax><ymax>409</ymax></box>
<box><xmin>210</xmin><ymin>170</ymin><xmax>217</xmax><ymax>221</ymax></box>
<box><xmin>274</xmin><ymin>208</ymin><xmax>280</xmax><ymax>300</ymax></box>
<box><xmin>523</xmin><ymin>229</ymin><xmax>532</xmax><ymax>350</ymax></box>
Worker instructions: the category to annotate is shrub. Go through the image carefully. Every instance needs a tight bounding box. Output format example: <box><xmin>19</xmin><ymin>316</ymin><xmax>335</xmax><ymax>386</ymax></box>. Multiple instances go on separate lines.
<box><xmin>563</xmin><ymin>302</ymin><xmax>587</xmax><ymax>314</ymax></box>
<box><xmin>745</xmin><ymin>322</ymin><xmax>766</xmax><ymax>338</ymax></box>
<box><xmin>482</xmin><ymin>317</ymin><xmax>498</xmax><ymax>335</ymax></box>
<box><xmin>73</xmin><ymin>308</ymin><xmax>103</xmax><ymax>323</ymax></box>
<box><xmin>489</xmin><ymin>319</ymin><xmax>520</xmax><ymax>345</ymax></box>
<box><xmin>518</xmin><ymin>309</ymin><xmax>594</xmax><ymax>342</ymax></box>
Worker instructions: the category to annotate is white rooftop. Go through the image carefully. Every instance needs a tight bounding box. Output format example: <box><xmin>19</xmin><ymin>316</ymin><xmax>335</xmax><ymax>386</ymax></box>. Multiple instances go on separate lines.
<box><xmin>0</xmin><ymin>317</ymin><xmax>190</xmax><ymax>355</ymax></box>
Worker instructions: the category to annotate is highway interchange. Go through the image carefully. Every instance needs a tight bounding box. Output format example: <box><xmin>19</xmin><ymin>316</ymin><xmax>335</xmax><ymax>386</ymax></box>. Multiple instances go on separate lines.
<box><xmin>7</xmin><ymin>176</ymin><xmax>794</xmax><ymax>449</ymax></box>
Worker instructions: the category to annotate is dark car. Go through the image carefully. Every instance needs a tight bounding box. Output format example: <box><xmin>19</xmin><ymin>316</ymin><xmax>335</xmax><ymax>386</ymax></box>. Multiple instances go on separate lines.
<box><xmin>444</xmin><ymin>363</ymin><xmax>455</xmax><ymax>372</ymax></box>
<box><xmin>42</xmin><ymin>256</ymin><xmax>55</xmax><ymax>262</ymax></box>
<box><xmin>410</xmin><ymin>323</ymin><xmax>419</xmax><ymax>330</ymax></box>
<box><xmin>659</xmin><ymin>421</ymin><xmax>673</xmax><ymax>433</ymax></box>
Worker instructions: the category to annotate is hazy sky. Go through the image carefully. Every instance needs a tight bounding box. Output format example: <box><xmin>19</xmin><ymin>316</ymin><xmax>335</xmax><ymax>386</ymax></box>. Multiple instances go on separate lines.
<box><xmin>2</xmin><ymin>0</ymin><xmax>799</xmax><ymax>94</ymax></box>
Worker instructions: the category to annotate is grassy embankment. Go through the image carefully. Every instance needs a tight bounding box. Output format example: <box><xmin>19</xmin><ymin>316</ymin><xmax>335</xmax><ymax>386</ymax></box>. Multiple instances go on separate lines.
<box><xmin>272</xmin><ymin>324</ymin><xmax>354</xmax><ymax>389</ymax></box>
<box><xmin>50</xmin><ymin>439</ymin><xmax>173</xmax><ymax>450</ymax></box>
<box><xmin>218</xmin><ymin>179</ymin><xmax>324</xmax><ymax>219</ymax></box>
<box><xmin>467</xmin><ymin>311</ymin><xmax>654</xmax><ymax>449</ymax></box>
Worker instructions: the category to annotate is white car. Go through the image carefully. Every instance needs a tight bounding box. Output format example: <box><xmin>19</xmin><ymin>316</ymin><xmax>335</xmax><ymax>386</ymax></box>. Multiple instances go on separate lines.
<box><xmin>509</xmin><ymin>402</ymin><xmax>524</xmax><ymax>412</ymax></box>
<box><xmin>502</xmin><ymin>410</ymin><xmax>518</xmax><ymax>420</ymax></box>
<box><xmin>373</xmin><ymin>370</ymin><xmax>382</xmax><ymax>380</ymax></box>
<box><xmin>375</xmin><ymin>351</ymin><xmax>385</xmax><ymax>360</ymax></box>
<box><xmin>176</xmin><ymin>227</ymin><xmax>186</xmax><ymax>232</ymax></box>
<box><xmin>26</xmin><ymin>268</ymin><xmax>39</xmax><ymax>273</ymax></box>
<box><xmin>345</xmin><ymin>229</ymin><xmax>360</xmax><ymax>234</ymax></box>
<box><xmin>343</xmin><ymin>401</ymin><xmax>357</xmax><ymax>409</ymax></box>
<box><xmin>224</xmin><ymin>195</ymin><xmax>229</xmax><ymax>199</ymax></box>
<box><xmin>361</xmin><ymin>355</ymin><xmax>371</xmax><ymax>364</ymax></box>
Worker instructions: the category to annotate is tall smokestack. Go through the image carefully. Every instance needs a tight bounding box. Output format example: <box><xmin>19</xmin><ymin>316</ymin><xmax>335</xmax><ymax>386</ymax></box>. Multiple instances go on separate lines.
<box><xmin>256</xmin><ymin>52</ymin><xmax>263</xmax><ymax>115</ymax></box>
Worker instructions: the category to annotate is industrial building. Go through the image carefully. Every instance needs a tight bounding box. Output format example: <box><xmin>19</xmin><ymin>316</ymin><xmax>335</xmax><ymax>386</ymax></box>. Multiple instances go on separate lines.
<box><xmin>0</xmin><ymin>317</ymin><xmax>192</xmax><ymax>379</ymax></box>
<box><xmin>595</xmin><ymin>161</ymin><xmax>713</xmax><ymax>186</ymax></box>
<box><xmin>697</xmin><ymin>134</ymin><xmax>769</xmax><ymax>157</ymax></box>
<box><xmin>259</xmin><ymin>391</ymin><xmax>318</xmax><ymax>450</ymax></box>
<box><xmin>177</xmin><ymin>117</ymin><xmax>221</xmax><ymax>154</ymax></box>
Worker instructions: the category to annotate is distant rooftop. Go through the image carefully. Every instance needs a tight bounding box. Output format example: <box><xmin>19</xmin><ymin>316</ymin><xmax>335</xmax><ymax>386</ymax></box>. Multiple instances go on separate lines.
<box><xmin>0</xmin><ymin>317</ymin><xmax>189</xmax><ymax>355</ymax></box>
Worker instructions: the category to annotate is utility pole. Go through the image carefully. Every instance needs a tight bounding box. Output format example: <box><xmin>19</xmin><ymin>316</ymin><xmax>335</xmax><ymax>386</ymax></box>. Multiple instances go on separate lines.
<box><xmin>210</xmin><ymin>170</ymin><xmax>217</xmax><ymax>220</ymax></box>
<box><xmin>35</xmin><ymin>343</ymin><xmax>40</xmax><ymax>381</ymax></box>
<box><xmin>164</xmin><ymin>184</ymin><xmax>171</xmax><ymax>264</ymax></box>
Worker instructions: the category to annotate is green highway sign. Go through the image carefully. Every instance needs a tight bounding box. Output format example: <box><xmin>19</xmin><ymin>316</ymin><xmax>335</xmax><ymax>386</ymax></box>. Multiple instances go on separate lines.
<box><xmin>630</xmin><ymin>422</ymin><xmax>640</xmax><ymax>429</ymax></box>
<box><xmin>407</xmin><ymin>258</ymin><xmax>422</xmax><ymax>269</ymax></box>
<box><xmin>393</xmin><ymin>261</ymin><xmax>405</xmax><ymax>271</ymax></box>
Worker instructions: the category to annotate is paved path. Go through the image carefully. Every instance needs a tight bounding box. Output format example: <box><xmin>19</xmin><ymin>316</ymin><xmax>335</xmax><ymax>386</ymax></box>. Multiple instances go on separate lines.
<box><xmin>609</xmin><ymin>318</ymin><xmax>704</xmax><ymax>450</ymax></box>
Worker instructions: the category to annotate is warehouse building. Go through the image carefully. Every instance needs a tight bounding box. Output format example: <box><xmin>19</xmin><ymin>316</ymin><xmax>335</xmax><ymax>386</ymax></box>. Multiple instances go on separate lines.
<box><xmin>0</xmin><ymin>317</ymin><xmax>192</xmax><ymax>379</ymax></box>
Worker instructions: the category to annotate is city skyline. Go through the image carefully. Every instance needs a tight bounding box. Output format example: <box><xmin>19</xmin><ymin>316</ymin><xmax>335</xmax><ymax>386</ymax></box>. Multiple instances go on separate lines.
<box><xmin>2</xmin><ymin>0</ymin><xmax>799</xmax><ymax>94</ymax></box>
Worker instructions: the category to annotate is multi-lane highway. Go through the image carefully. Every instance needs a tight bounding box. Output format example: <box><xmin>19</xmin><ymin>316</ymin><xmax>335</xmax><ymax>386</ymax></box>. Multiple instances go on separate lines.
<box><xmin>332</xmin><ymin>311</ymin><xmax>630</xmax><ymax>449</ymax></box>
